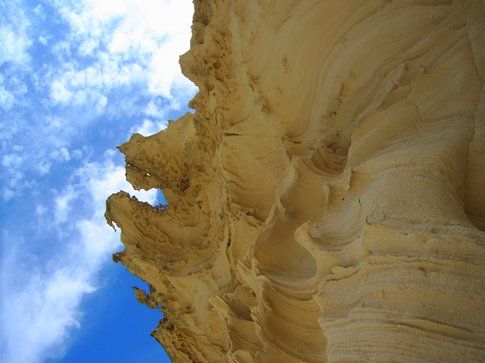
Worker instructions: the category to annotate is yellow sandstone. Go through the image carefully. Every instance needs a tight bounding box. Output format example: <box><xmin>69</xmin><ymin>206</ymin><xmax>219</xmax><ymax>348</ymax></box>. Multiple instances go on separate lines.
<box><xmin>106</xmin><ymin>1</ymin><xmax>485</xmax><ymax>361</ymax></box>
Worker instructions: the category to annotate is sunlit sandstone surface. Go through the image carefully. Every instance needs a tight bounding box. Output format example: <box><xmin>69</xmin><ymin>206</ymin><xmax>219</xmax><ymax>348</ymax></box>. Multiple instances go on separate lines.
<box><xmin>106</xmin><ymin>1</ymin><xmax>485</xmax><ymax>361</ymax></box>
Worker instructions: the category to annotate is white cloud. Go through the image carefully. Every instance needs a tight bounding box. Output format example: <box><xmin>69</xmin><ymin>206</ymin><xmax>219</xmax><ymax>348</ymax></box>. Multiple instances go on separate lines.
<box><xmin>0</xmin><ymin>26</ymin><xmax>31</xmax><ymax>67</ymax></box>
<box><xmin>49</xmin><ymin>0</ymin><xmax>196</xmax><ymax>109</ymax></box>
<box><xmin>1</xmin><ymin>169</ymin><xmax>25</xmax><ymax>201</ymax></box>
<box><xmin>54</xmin><ymin>187</ymin><xmax>78</xmax><ymax>224</ymax></box>
<box><xmin>0</xmin><ymin>1</ymin><xmax>31</xmax><ymax>67</ymax></box>
<box><xmin>50</xmin><ymin>80</ymin><xmax>74</xmax><ymax>103</ymax></box>
<box><xmin>131</xmin><ymin>118</ymin><xmax>167</xmax><ymax>137</ymax></box>
<box><xmin>0</xmin><ymin>85</ymin><xmax>15</xmax><ymax>110</ymax></box>
<box><xmin>36</xmin><ymin>205</ymin><xmax>47</xmax><ymax>216</ymax></box>
<box><xmin>143</xmin><ymin>100</ymin><xmax>166</xmax><ymax>118</ymax></box>
<box><xmin>50</xmin><ymin>147</ymin><xmax>71</xmax><ymax>162</ymax></box>
<box><xmin>1</xmin><ymin>151</ymin><xmax>159</xmax><ymax>363</ymax></box>
<box><xmin>0</xmin><ymin>73</ymin><xmax>28</xmax><ymax>112</ymax></box>
<box><xmin>0</xmin><ymin>249</ymin><xmax>95</xmax><ymax>363</ymax></box>
<box><xmin>1</xmin><ymin>153</ymin><xmax>24</xmax><ymax>168</ymax></box>
<box><xmin>37</xmin><ymin>36</ymin><xmax>49</xmax><ymax>45</ymax></box>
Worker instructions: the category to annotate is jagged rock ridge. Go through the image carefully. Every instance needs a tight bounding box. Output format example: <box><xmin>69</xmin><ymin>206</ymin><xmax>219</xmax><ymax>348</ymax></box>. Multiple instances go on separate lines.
<box><xmin>106</xmin><ymin>1</ymin><xmax>485</xmax><ymax>361</ymax></box>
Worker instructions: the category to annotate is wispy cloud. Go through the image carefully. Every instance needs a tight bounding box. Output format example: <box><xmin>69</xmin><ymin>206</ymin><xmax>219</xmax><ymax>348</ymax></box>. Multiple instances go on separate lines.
<box><xmin>1</xmin><ymin>245</ymin><xmax>95</xmax><ymax>363</ymax></box>
<box><xmin>54</xmin><ymin>186</ymin><xmax>78</xmax><ymax>224</ymax></box>
<box><xmin>1</xmin><ymin>151</ymin><xmax>159</xmax><ymax>363</ymax></box>
<box><xmin>131</xmin><ymin>119</ymin><xmax>168</xmax><ymax>137</ymax></box>
<box><xmin>0</xmin><ymin>0</ymin><xmax>31</xmax><ymax>67</ymax></box>
<box><xmin>49</xmin><ymin>0</ymin><xmax>196</xmax><ymax>107</ymax></box>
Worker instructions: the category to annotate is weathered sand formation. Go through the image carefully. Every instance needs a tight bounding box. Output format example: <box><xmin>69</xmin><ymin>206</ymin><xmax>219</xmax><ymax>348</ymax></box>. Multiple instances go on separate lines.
<box><xmin>106</xmin><ymin>0</ymin><xmax>485</xmax><ymax>361</ymax></box>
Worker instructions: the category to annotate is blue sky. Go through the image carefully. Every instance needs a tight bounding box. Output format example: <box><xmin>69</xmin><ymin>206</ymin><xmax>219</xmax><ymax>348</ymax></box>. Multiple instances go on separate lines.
<box><xmin>0</xmin><ymin>1</ymin><xmax>196</xmax><ymax>362</ymax></box>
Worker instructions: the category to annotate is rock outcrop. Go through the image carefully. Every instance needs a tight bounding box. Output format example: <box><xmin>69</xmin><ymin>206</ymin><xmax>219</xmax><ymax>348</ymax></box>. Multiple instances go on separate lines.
<box><xmin>106</xmin><ymin>1</ymin><xmax>485</xmax><ymax>361</ymax></box>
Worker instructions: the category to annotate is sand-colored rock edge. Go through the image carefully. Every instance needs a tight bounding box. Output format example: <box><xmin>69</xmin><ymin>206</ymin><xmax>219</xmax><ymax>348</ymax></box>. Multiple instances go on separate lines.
<box><xmin>106</xmin><ymin>1</ymin><xmax>485</xmax><ymax>361</ymax></box>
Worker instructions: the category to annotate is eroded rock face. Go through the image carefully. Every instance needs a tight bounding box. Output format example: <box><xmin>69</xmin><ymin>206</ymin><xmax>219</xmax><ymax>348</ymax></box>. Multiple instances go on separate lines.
<box><xmin>106</xmin><ymin>1</ymin><xmax>485</xmax><ymax>361</ymax></box>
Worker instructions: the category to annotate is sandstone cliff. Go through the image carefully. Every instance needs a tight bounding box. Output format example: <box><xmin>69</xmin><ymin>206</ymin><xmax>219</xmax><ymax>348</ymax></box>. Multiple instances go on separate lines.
<box><xmin>106</xmin><ymin>1</ymin><xmax>485</xmax><ymax>361</ymax></box>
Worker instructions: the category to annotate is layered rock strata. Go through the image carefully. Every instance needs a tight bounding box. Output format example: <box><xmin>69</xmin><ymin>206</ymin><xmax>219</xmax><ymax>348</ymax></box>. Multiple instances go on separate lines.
<box><xmin>106</xmin><ymin>0</ymin><xmax>485</xmax><ymax>361</ymax></box>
